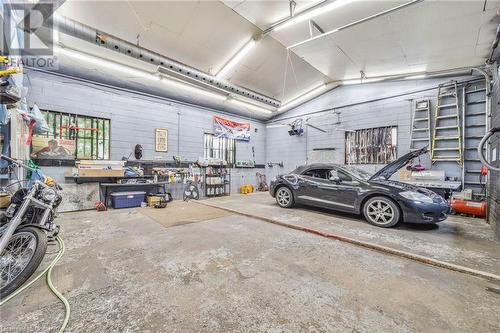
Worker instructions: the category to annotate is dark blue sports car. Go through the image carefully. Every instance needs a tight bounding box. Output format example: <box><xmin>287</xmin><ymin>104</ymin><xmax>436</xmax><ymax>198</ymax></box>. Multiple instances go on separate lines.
<box><xmin>270</xmin><ymin>147</ymin><xmax>450</xmax><ymax>228</ymax></box>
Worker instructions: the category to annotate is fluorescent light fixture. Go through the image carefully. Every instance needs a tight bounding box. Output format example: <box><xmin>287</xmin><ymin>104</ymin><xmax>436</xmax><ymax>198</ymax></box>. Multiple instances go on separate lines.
<box><xmin>279</xmin><ymin>83</ymin><xmax>326</xmax><ymax>110</ymax></box>
<box><xmin>159</xmin><ymin>76</ymin><xmax>227</xmax><ymax>101</ymax></box>
<box><xmin>56</xmin><ymin>46</ymin><xmax>154</xmax><ymax>80</ymax></box>
<box><xmin>340</xmin><ymin>77</ymin><xmax>384</xmax><ymax>85</ymax></box>
<box><xmin>228</xmin><ymin>98</ymin><xmax>273</xmax><ymax>114</ymax></box>
<box><xmin>216</xmin><ymin>38</ymin><xmax>256</xmax><ymax>78</ymax></box>
<box><xmin>56</xmin><ymin>46</ymin><xmax>226</xmax><ymax>101</ymax></box>
<box><xmin>274</xmin><ymin>0</ymin><xmax>353</xmax><ymax>32</ymax></box>
<box><xmin>56</xmin><ymin>46</ymin><xmax>277</xmax><ymax>113</ymax></box>
<box><xmin>404</xmin><ymin>74</ymin><xmax>426</xmax><ymax>80</ymax></box>
<box><xmin>286</xmin><ymin>0</ymin><xmax>423</xmax><ymax>49</ymax></box>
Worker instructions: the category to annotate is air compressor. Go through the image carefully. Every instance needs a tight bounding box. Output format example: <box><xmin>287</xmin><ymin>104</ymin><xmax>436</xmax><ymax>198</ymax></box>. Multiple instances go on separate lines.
<box><xmin>451</xmin><ymin>198</ymin><xmax>487</xmax><ymax>218</ymax></box>
<box><xmin>451</xmin><ymin>166</ymin><xmax>488</xmax><ymax>218</ymax></box>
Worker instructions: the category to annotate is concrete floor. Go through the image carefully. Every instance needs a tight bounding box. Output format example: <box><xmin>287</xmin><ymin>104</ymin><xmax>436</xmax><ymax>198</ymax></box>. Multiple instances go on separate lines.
<box><xmin>1</xmin><ymin>197</ymin><xmax>499</xmax><ymax>332</ymax></box>
<box><xmin>205</xmin><ymin>193</ymin><xmax>500</xmax><ymax>276</ymax></box>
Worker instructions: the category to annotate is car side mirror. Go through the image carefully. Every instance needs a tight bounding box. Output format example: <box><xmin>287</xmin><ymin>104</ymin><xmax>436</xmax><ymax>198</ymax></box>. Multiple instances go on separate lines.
<box><xmin>329</xmin><ymin>176</ymin><xmax>340</xmax><ymax>183</ymax></box>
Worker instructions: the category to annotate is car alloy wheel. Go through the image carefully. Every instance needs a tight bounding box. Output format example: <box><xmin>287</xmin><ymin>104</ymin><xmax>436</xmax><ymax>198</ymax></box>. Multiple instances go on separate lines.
<box><xmin>364</xmin><ymin>197</ymin><xmax>400</xmax><ymax>227</ymax></box>
<box><xmin>276</xmin><ymin>187</ymin><xmax>293</xmax><ymax>208</ymax></box>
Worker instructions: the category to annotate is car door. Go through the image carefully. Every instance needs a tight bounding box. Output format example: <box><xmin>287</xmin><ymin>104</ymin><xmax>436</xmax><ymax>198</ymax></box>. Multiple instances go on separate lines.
<box><xmin>312</xmin><ymin>168</ymin><xmax>360</xmax><ymax>212</ymax></box>
<box><xmin>295</xmin><ymin>169</ymin><xmax>331</xmax><ymax>207</ymax></box>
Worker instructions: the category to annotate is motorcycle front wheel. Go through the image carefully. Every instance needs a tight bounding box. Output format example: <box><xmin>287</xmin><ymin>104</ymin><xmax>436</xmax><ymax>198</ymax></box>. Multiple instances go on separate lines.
<box><xmin>0</xmin><ymin>227</ymin><xmax>48</xmax><ymax>298</ymax></box>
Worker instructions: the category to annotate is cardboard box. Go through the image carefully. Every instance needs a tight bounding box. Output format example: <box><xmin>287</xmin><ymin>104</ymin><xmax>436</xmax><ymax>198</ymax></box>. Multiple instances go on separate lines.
<box><xmin>77</xmin><ymin>160</ymin><xmax>124</xmax><ymax>166</ymax></box>
<box><xmin>77</xmin><ymin>169</ymin><xmax>124</xmax><ymax>177</ymax></box>
<box><xmin>147</xmin><ymin>195</ymin><xmax>164</xmax><ymax>206</ymax></box>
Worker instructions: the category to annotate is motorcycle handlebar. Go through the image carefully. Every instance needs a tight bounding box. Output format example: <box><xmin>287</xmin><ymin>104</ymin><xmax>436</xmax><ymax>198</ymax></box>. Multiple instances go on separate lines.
<box><xmin>0</xmin><ymin>154</ymin><xmax>37</xmax><ymax>172</ymax></box>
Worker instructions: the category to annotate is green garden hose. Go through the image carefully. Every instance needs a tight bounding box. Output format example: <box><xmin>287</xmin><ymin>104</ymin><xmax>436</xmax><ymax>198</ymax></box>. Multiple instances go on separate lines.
<box><xmin>0</xmin><ymin>235</ymin><xmax>70</xmax><ymax>333</ymax></box>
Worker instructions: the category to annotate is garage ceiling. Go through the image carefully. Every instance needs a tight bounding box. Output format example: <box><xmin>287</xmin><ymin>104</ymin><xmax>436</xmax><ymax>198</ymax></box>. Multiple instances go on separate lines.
<box><xmin>55</xmin><ymin>0</ymin><xmax>499</xmax><ymax>113</ymax></box>
<box><xmin>56</xmin><ymin>0</ymin><xmax>327</xmax><ymax>103</ymax></box>
<box><xmin>231</xmin><ymin>0</ymin><xmax>500</xmax><ymax>80</ymax></box>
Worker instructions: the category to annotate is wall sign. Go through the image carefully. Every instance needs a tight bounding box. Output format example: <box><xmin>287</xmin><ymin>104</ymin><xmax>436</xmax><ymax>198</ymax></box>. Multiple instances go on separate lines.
<box><xmin>31</xmin><ymin>136</ymin><xmax>75</xmax><ymax>160</ymax></box>
<box><xmin>155</xmin><ymin>128</ymin><xmax>168</xmax><ymax>152</ymax></box>
<box><xmin>213</xmin><ymin>115</ymin><xmax>250</xmax><ymax>141</ymax></box>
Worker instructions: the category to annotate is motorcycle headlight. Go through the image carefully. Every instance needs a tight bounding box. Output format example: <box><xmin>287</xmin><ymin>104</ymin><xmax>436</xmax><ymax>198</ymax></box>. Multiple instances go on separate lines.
<box><xmin>41</xmin><ymin>188</ymin><xmax>57</xmax><ymax>202</ymax></box>
<box><xmin>400</xmin><ymin>191</ymin><xmax>433</xmax><ymax>203</ymax></box>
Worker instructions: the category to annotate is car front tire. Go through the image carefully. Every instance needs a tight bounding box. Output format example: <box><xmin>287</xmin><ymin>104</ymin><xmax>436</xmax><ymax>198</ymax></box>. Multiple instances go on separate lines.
<box><xmin>363</xmin><ymin>196</ymin><xmax>400</xmax><ymax>228</ymax></box>
<box><xmin>275</xmin><ymin>186</ymin><xmax>294</xmax><ymax>208</ymax></box>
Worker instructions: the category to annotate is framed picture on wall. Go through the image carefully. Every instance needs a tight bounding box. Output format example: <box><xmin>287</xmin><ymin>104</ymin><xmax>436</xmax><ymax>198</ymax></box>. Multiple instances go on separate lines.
<box><xmin>155</xmin><ymin>128</ymin><xmax>168</xmax><ymax>152</ymax></box>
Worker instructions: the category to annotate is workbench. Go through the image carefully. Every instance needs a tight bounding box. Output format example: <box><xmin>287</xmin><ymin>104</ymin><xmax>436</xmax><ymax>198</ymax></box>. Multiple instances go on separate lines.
<box><xmin>100</xmin><ymin>181</ymin><xmax>170</xmax><ymax>207</ymax></box>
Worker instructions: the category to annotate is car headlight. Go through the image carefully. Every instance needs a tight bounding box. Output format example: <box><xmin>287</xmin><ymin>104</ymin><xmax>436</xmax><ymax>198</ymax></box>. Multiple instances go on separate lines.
<box><xmin>41</xmin><ymin>188</ymin><xmax>57</xmax><ymax>202</ymax></box>
<box><xmin>271</xmin><ymin>176</ymin><xmax>277</xmax><ymax>182</ymax></box>
<box><xmin>399</xmin><ymin>191</ymin><xmax>433</xmax><ymax>203</ymax></box>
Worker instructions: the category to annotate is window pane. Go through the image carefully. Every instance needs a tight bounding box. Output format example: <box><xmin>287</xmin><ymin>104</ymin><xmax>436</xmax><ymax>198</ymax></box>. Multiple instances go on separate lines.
<box><xmin>54</xmin><ymin>113</ymin><xmax>61</xmax><ymax>138</ymax></box>
<box><xmin>47</xmin><ymin>112</ymin><xmax>55</xmax><ymax>137</ymax></box>
<box><xmin>77</xmin><ymin>140</ymin><xmax>85</xmax><ymax>159</ymax></box>
<box><xmin>345</xmin><ymin>126</ymin><xmax>397</xmax><ymax>164</ymax></box>
<box><xmin>104</xmin><ymin>139</ymin><xmax>109</xmax><ymax>159</ymax></box>
<box><xmin>31</xmin><ymin>111</ymin><xmax>110</xmax><ymax>160</ymax></box>
<box><xmin>84</xmin><ymin>139</ymin><xmax>92</xmax><ymax>159</ymax></box>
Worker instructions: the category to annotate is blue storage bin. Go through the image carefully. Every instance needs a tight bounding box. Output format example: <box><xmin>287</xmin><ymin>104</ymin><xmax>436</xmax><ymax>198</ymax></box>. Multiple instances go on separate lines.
<box><xmin>110</xmin><ymin>191</ymin><xmax>146</xmax><ymax>209</ymax></box>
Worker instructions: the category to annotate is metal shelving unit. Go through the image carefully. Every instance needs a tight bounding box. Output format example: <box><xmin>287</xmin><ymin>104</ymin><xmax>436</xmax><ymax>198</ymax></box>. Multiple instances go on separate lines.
<box><xmin>203</xmin><ymin>165</ymin><xmax>231</xmax><ymax>197</ymax></box>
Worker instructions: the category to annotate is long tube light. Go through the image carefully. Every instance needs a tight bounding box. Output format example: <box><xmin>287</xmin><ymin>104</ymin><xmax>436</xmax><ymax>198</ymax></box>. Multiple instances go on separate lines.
<box><xmin>55</xmin><ymin>46</ymin><xmax>275</xmax><ymax>113</ymax></box>
<box><xmin>278</xmin><ymin>83</ymin><xmax>327</xmax><ymax>111</ymax></box>
<box><xmin>56</xmin><ymin>46</ymin><xmax>226</xmax><ymax>101</ymax></box>
<box><xmin>340</xmin><ymin>77</ymin><xmax>384</xmax><ymax>85</ymax></box>
<box><xmin>56</xmin><ymin>46</ymin><xmax>154</xmax><ymax>80</ymax></box>
<box><xmin>158</xmin><ymin>75</ymin><xmax>227</xmax><ymax>101</ymax></box>
<box><xmin>287</xmin><ymin>0</ymin><xmax>423</xmax><ymax>49</ymax></box>
<box><xmin>216</xmin><ymin>38</ymin><xmax>256</xmax><ymax>78</ymax></box>
<box><xmin>273</xmin><ymin>0</ymin><xmax>354</xmax><ymax>32</ymax></box>
<box><xmin>404</xmin><ymin>74</ymin><xmax>426</xmax><ymax>80</ymax></box>
<box><xmin>228</xmin><ymin>97</ymin><xmax>273</xmax><ymax>115</ymax></box>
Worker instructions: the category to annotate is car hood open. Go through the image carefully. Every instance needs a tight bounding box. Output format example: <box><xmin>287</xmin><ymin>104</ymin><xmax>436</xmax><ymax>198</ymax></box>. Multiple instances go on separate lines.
<box><xmin>369</xmin><ymin>146</ymin><xmax>428</xmax><ymax>181</ymax></box>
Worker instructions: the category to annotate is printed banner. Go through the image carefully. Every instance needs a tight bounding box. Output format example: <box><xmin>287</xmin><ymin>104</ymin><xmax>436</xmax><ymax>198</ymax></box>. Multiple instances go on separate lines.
<box><xmin>213</xmin><ymin>116</ymin><xmax>250</xmax><ymax>141</ymax></box>
<box><xmin>31</xmin><ymin>136</ymin><xmax>76</xmax><ymax>160</ymax></box>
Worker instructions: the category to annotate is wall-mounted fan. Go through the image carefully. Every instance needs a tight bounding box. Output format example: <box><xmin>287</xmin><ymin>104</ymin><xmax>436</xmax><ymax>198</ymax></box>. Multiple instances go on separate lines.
<box><xmin>267</xmin><ymin>118</ymin><xmax>326</xmax><ymax>135</ymax></box>
<box><xmin>266</xmin><ymin>112</ymin><xmax>354</xmax><ymax>134</ymax></box>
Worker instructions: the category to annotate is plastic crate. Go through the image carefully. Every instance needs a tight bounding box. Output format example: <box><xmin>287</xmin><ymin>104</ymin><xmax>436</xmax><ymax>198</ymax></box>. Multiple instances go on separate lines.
<box><xmin>110</xmin><ymin>191</ymin><xmax>146</xmax><ymax>209</ymax></box>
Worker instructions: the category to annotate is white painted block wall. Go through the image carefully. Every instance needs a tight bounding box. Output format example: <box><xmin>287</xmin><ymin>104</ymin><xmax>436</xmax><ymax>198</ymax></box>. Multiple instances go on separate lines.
<box><xmin>25</xmin><ymin>70</ymin><xmax>483</xmax><ymax>194</ymax></box>
<box><xmin>25</xmin><ymin>70</ymin><xmax>267</xmax><ymax>193</ymax></box>
<box><xmin>265</xmin><ymin>76</ymin><xmax>481</xmax><ymax>182</ymax></box>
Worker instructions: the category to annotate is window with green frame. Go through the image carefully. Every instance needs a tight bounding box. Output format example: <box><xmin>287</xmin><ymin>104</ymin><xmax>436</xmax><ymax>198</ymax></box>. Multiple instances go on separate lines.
<box><xmin>38</xmin><ymin>110</ymin><xmax>110</xmax><ymax>160</ymax></box>
<box><xmin>203</xmin><ymin>133</ymin><xmax>235</xmax><ymax>165</ymax></box>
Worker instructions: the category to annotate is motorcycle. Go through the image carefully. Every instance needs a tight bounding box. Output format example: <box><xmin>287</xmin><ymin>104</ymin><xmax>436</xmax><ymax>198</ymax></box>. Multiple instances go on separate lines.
<box><xmin>0</xmin><ymin>154</ymin><xmax>62</xmax><ymax>298</ymax></box>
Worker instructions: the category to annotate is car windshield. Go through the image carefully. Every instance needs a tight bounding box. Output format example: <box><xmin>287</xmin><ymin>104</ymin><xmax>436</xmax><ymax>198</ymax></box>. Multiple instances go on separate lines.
<box><xmin>341</xmin><ymin>166</ymin><xmax>373</xmax><ymax>180</ymax></box>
